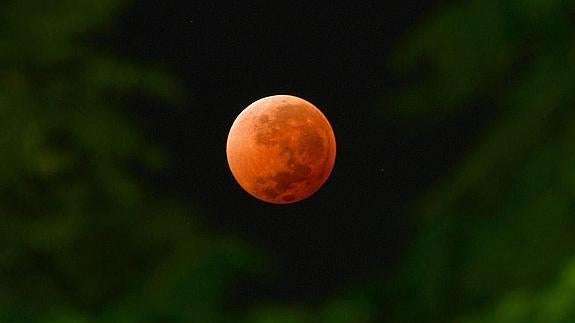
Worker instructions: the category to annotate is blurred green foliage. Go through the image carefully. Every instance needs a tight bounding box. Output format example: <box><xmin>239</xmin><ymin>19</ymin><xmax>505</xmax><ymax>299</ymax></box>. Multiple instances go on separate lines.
<box><xmin>2</xmin><ymin>0</ymin><xmax>574</xmax><ymax>322</ymax></box>
<box><xmin>377</xmin><ymin>0</ymin><xmax>575</xmax><ymax>322</ymax></box>
<box><xmin>0</xmin><ymin>1</ymin><xmax>261</xmax><ymax>322</ymax></box>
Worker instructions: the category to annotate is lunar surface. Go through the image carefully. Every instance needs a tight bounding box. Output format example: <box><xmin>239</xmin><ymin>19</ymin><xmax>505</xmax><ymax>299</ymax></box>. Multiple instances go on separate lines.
<box><xmin>226</xmin><ymin>95</ymin><xmax>336</xmax><ymax>204</ymax></box>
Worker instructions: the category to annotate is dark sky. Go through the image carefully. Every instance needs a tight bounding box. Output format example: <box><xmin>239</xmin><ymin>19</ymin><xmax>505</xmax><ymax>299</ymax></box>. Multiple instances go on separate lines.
<box><xmin>111</xmin><ymin>0</ymin><xmax>485</xmax><ymax>303</ymax></box>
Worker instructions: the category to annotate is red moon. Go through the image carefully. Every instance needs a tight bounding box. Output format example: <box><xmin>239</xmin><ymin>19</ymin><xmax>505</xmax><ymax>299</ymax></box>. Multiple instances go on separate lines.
<box><xmin>226</xmin><ymin>95</ymin><xmax>336</xmax><ymax>204</ymax></box>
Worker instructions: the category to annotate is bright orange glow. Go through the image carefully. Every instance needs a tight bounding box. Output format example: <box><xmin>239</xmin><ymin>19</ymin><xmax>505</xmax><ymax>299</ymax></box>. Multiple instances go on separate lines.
<box><xmin>226</xmin><ymin>95</ymin><xmax>336</xmax><ymax>204</ymax></box>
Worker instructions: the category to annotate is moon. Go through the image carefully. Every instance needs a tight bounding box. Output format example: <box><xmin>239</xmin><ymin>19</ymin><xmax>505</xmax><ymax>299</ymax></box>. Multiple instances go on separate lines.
<box><xmin>226</xmin><ymin>95</ymin><xmax>336</xmax><ymax>204</ymax></box>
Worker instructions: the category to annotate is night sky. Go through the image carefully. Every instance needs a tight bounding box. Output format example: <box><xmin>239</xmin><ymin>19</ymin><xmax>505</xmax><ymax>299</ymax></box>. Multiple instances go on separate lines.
<box><xmin>110</xmin><ymin>0</ymin><xmax>488</xmax><ymax>303</ymax></box>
